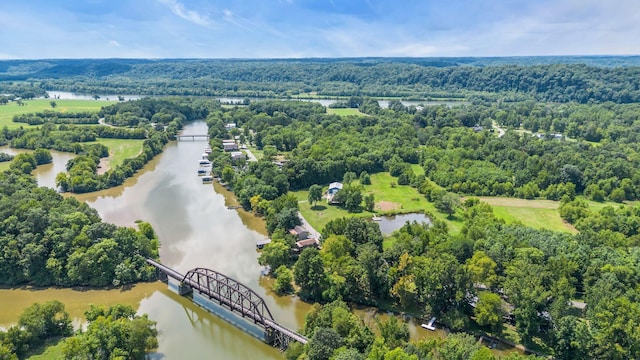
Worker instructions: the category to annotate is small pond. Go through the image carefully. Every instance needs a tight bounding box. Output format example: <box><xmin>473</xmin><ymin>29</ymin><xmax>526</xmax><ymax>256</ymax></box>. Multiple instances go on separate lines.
<box><xmin>376</xmin><ymin>212</ymin><xmax>432</xmax><ymax>236</ymax></box>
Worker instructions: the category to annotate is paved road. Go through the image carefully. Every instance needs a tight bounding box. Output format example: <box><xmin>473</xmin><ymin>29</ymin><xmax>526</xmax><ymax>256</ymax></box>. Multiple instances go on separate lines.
<box><xmin>244</xmin><ymin>148</ymin><xmax>258</xmax><ymax>162</ymax></box>
<box><xmin>298</xmin><ymin>211</ymin><xmax>321</xmax><ymax>240</ymax></box>
<box><xmin>492</xmin><ymin>121</ymin><xmax>506</xmax><ymax>138</ymax></box>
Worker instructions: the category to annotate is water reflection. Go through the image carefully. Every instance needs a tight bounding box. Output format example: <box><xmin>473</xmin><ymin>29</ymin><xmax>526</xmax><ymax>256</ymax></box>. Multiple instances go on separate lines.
<box><xmin>376</xmin><ymin>213</ymin><xmax>432</xmax><ymax>236</ymax></box>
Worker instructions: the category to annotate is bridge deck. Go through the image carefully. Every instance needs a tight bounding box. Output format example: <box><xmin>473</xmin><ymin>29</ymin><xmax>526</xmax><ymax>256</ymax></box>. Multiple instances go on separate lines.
<box><xmin>146</xmin><ymin>258</ymin><xmax>308</xmax><ymax>346</ymax></box>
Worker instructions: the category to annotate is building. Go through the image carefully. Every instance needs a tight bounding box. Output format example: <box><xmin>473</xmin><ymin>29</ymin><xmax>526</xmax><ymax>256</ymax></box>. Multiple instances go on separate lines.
<box><xmin>289</xmin><ymin>225</ymin><xmax>309</xmax><ymax>240</ymax></box>
<box><xmin>223</xmin><ymin>139</ymin><xmax>239</xmax><ymax>152</ymax></box>
<box><xmin>294</xmin><ymin>238</ymin><xmax>320</xmax><ymax>252</ymax></box>
<box><xmin>327</xmin><ymin>182</ymin><xmax>343</xmax><ymax>203</ymax></box>
<box><xmin>230</xmin><ymin>151</ymin><xmax>246</xmax><ymax>161</ymax></box>
<box><xmin>225</xmin><ymin>123</ymin><xmax>237</xmax><ymax>130</ymax></box>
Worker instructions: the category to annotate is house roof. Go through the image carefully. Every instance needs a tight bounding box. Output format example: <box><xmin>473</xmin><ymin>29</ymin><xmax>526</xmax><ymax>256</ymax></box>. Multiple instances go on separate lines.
<box><xmin>296</xmin><ymin>238</ymin><xmax>319</xmax><ymax>248</ymax></box>
<box><xmin>329</xmin><ymin>182</ymin><xmax>343</xmax><ymax>190</ymax></box>
<box><xmin>289</xmin><ymin>225</ymin><xmax>308</xmax><ymax>235</ymax></box>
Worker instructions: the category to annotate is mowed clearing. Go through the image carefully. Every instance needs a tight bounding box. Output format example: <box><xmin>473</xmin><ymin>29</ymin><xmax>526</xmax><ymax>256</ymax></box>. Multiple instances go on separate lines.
<box><xmin>0</xmin><ymin>99</ymin><xmax>114</xmax><ymax>129</ymax></box>
<box><xmin>475</xmin><ymin>196</ymin><xmax>576</xmax><ymax>233</ymax></box>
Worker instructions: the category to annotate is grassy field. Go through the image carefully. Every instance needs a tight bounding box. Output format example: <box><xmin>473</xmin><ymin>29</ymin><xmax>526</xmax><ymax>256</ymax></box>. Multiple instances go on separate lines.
<box><xmin>87</xmin><ymin>138</ymin><xmax>144</xmax><ymax>168</ymax></box>
<box><xmin>476</xmin><ymin>196</ymin><xmax>637</xmax><ymax>233</ymax></box>
<box><xmin>476</xmin><ymin>196</ymin><xmax>575</xmax><ymax>233</ymax></box>
<box><xmin>294</xmin><ymin>171</ymin><xmax>464</xmax><ymax>235</ymax></box>
<box><xmin>327</xmin><ymin>108</ymin><xmax>362</xmax><ymax>116</ymax></box>
<box><xmin>0</xmin><ymin>99</ymin><xmax>113</xmax><ymax>129</ymax></box>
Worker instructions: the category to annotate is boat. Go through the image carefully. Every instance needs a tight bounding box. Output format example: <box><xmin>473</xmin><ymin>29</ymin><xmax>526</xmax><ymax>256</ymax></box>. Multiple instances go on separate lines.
<box><xmin>199</xmin><ymin>160</ymin><xmax>211</xmax><ymax>166</ymax></box>
<box><xmin>202</xmin><ymin>176</ymin><xmax>213</xmax><ymax>183</ymax></box>
<box><xmin>421</xmin><ymin>317</ymin><xmax>437</xmax><ymax>331</ymax></box>
<box><xmin>201</xmin><ymin>153</ymin><xmax>209</xmax><ymax>160</ymax></box>
<box><xmin>371</xmin><ymin>216</ymin><xmax>382</xmax><ymax>221</ymax></box>
<box><xmin>204</xmin><ymin>146</ymin><xmax>212</xmax><ymax>154</ymax></box>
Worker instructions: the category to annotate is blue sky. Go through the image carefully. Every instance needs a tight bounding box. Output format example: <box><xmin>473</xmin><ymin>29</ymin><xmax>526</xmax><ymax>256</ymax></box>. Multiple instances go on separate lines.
<box><xmin>1</xmin><ymin>0</ymin><xmax>638</xmax><ymax>59</ymax></box>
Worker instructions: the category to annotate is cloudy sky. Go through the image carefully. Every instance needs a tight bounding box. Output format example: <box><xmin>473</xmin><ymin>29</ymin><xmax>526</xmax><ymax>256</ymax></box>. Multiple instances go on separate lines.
<box><xmin>1</xmin><ymin>0</ymin><xmax>639</xmax><ymax>59</ymax></box>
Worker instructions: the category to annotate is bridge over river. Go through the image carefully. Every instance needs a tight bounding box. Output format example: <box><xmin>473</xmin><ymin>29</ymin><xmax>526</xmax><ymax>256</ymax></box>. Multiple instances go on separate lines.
<box><xmin>146</xmin><ymin>258</ymin><xmax>308</xmax><ymax>350</ymax></box>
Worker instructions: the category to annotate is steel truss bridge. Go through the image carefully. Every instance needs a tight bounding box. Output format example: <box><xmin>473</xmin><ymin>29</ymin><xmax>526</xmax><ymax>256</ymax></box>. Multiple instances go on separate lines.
<box><xmin>146</xmin><ymin>258</ymin><xmax>308</xmax><ymax>350</ymax></box>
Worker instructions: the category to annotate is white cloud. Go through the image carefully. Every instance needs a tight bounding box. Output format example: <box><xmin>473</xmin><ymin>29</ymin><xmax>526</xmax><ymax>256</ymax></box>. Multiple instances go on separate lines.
<box><xmin>108</xmin><ymin>40</ymin><xmax>122</xmax><ymax>47</ymax></box>
<box><xmin>157</xmin><ymin>0</ymin><xmax>210</xmax><ymax>26</ymax></box>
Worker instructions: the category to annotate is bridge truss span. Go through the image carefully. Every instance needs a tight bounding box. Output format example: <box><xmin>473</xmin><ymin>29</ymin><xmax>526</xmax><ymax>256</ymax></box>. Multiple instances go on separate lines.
<box><xmin>183</xmin><ymin>268</ymin><xmax>275</xmax><ymax>325</ymax></box>
<box><xmin>146</xmin><ymin>258</ymin><xmax>308</xmax><ymax>350</ymax></box>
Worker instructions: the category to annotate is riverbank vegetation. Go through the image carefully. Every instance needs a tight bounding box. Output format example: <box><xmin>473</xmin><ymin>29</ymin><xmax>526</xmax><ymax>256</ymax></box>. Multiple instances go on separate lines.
<box><xmin>0</xmin><ymin>168</ymin><xmax>159</xmax><ymax>286</ymax></box>
<box><xmin>0</xmin><ymin>301</ymin><xmax>157</xmax><ymax>359</ymax></box>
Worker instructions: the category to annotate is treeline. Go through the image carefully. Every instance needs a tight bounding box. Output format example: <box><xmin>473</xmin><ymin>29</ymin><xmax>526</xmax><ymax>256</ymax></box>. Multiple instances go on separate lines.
<box><xmin>286</xmin><ymin>300</ymin><xmax>540</xmax><ymax>360</ymax></box>
<box><xmin>56</xmin><ymin>130</ymin><xmax>169</xmax><ymax>193</ymax></box>
<box><xmin>206</xmin><ymin>100</ymin><xmax>640</xmax><ymax>203</ymax></box>
<box><xmin>0</xmin><ymin>301</ymin><xmax>157</xmax><ymax>359</ymax></box>
<box><xmin>0</xmin><ymin>168</ymin><xmax>159</xmax><ymax>286</ymax></box>
<box><xmin>13</xmin><ymin>111</ymin><xmax>99</xmax><ymax>125</ymax></box>
<box><xmin>99</xmin><ymin>97</ymin><xmax>212</xmax><ymax>128</ymax></box>
<box><xmin>5</xmin><ymin>58</ymin><xmax>637</xmax><ymax>103</ymax></box>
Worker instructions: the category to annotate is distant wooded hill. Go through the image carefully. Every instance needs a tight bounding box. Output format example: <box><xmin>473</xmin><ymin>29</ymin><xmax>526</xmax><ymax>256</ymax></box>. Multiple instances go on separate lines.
<box><xmin>3</xmin><ymin>57</ymin><xmax>640</xmax><ymax>103</ymax></box>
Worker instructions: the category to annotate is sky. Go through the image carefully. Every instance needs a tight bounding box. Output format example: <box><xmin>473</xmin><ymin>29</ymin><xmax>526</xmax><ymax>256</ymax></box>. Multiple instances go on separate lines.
<box><xmin>1</xmin><ymin>0</ymin><xmax>639</xmax><ymax>59</ymax></box>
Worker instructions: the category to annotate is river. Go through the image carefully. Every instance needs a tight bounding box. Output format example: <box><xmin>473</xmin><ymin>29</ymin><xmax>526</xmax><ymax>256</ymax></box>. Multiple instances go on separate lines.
<box><xmin>0</xmin><ymin>121</ymin><xmax>485</xmax><ymax>359</ymax></box>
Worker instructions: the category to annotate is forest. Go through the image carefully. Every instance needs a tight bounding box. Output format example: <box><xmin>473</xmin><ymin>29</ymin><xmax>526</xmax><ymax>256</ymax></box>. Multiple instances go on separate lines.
<box><xmin>2</xmin><ymin>57</ymin><xmax>640</xmax><ymax>103</ymax></box>
<box><xmin>204</xmin><ymin>99</ymin><xmax>640</xmax><ymax>359</ymax></box>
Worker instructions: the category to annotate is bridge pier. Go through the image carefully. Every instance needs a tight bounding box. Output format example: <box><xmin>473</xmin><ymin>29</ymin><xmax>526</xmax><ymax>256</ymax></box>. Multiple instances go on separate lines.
<box><xmin>157</xmin><ymin>269</ymin><xmax>168</xmax><ymax>283</ymax></box>
<box><xmin>178</xmin><ymin>282</ymin><xmax>193</xmax><ymax>295</ymax></box>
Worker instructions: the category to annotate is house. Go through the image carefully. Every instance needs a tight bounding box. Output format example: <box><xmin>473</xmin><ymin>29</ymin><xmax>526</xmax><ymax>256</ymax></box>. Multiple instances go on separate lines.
<box><xmin>230</xmin><ymin>151</ymin><xmax>246</xmax><ymax>161</ymax></box>
<box><xmin>256</xmin><ymin>238</ymin><xmax>272</xmax><ymax>249</ymax></box>
<box><xmin>294</xmin><ymin>238</ymin><xmax>320</xmax><ymax>252</ymax></box>
<box><xmin>289</xmin><ymin>225</ymin><xmax>309</xmax><ymax>240</ymax></box>
<box><xmin>223</xmin><ymin>139</ymin><xmax>239</xmax><ymax>151</ymax></box>
<box><xmin>327</xmin><ymin>182</ymin><xmax>343</xmax><ymax>203</ymax></box>
<box><xmin>225</xmin><ymin>123</ymin><xmax>237</xmax><ymax>130</ymax></box>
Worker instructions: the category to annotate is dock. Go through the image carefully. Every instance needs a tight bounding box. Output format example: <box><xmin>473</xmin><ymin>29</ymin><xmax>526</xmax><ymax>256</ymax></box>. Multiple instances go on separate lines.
<box><xmin>421</xmin><ymin>317</ymin><xmax>437</xmax><ymax>331</ymax></box>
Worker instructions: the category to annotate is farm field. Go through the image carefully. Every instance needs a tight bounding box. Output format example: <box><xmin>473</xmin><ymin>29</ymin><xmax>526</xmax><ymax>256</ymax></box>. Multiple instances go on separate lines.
<box><xmin>0</xmin><ymin>99</ymin><xmax>113</xmax><ymax>129</ymax></box>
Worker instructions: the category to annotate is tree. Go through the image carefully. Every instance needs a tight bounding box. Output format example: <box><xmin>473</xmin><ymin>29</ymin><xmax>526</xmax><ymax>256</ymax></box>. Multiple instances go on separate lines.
<box><xmin>307</xmin><ymin>327</ymin><xmax>343</xmax><ymax>360</ymax></box>
<box><xmin>18</xmin><ymin>300</ymin><xmax>73</xmax><ymax>342</ymax></box>
<box><xmin>364</xmin><ymin>193</ymin><xmax>375</xmax><ymax>212</ymax></box>
<box><xmin>343</xmin><ymin>171</ymin><xmax>357</xmax><ymax>185</ymax></box>
<box><xmin>474</xmin><ymin>291</ymin><xmax>504</xmax><ymax>332</ymax></box>
<box><xmin>309</xmin><ymin>184</ymin><xmax>323</xmax><ymax>207</ymax></box>
<box><xmin>294</xmin><ymin>248</ymin><xmax>327</xmax><ymax>301</ymax></box>
<box><xmin>377</xmin><ymin>316</ymin><xmax>410</xmax><ymax>350</ymax></box>
<box><xmin>49</xmin><ymin>101</ymin><xmax>57</xmax><ymax>108</ymax></box>
<box><xmin>221</xmin><ymin>165</ymin><xmax>235</xmax><ymax>185</ymax></box>
<box><xmin>359</xmin><ymin>171</ymin><xmax>371</xmax><ymax>185</ymax></box>
<box><xmin>259</xmin><ymin>239</ymin><xmax>291</xmax><ymax>270</ymax></box>
<box><xmin>33</xmin><ymin>148</ymin><xmax>52</xmax><ymax>165</ymax></box>
<box><xmin>273</xmin><ymin>265</ymin><xmax>294</xmax><ymax>295</ymax></box>
<box><xmin>435</xmin><ymin>193</ymin><xmax>460</xmax><ymax>218</ymax></box>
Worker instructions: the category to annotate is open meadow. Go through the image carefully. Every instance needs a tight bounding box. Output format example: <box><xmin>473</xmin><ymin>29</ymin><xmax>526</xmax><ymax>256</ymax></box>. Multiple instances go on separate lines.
<box><xmin>0</xmin><ymin>99</ymin><xmax>114</xmax><ymax>129</ymax></box>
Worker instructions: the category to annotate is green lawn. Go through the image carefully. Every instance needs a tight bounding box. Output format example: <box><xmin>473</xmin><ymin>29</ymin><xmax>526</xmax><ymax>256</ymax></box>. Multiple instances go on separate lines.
<box><xmin>294</xmin><ymin>172</ymin><xmax>463</xmax><ymax>235</ymax></box>
<box><xmin>0</xmin><ymin>161</ymin><xmax>10</xmax><ymax>172</ymax></box>
<box><xmin>0</xmin><ymin>99</ymin><xmax>113</xmax><ymax>129</ymax></box>
<box><xmin>492</xmin><ymin>206</ymin><xmax>575</xmax><ymax>233</ymax></box>
<box><xmin>87</xmin><ymin>138</ymin><xmax>144</xmax><ymax>168</ymax></box>
<box><xmin>327</xmin><ymin>108</ymin><xmax>363</xmax><ymax>116</ymax></box>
